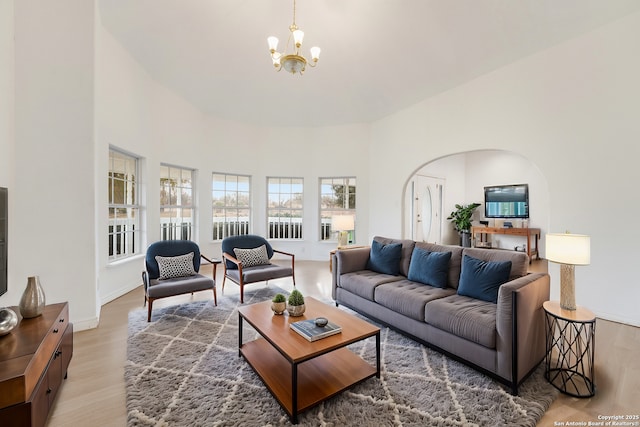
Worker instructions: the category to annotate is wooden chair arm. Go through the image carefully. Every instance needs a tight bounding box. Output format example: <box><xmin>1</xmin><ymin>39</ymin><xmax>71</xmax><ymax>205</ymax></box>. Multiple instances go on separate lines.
<box><xmin>201</xmin><ymin>254</ymin><xmax>221</xmax><ymax>277</ymax></box>
<box><xmin>222</xmin><ymin>252</ymin><xmax>244</xmax><ymax>276</ymax></box>
<box><xmin>273</xmin><ymin>249</ymin><xmax>295</xmax><ymax>258</ymax></box>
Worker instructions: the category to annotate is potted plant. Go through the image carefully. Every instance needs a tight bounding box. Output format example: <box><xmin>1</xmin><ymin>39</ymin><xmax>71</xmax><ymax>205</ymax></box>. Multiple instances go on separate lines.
<box><xmin>271</xmin><ymin>293</ymin><xmax>287</xmax><ymax>315</ymax></box>
<box><xmin>447</xmin><ymin>203</ymin><xmax>481</xmax><ymax>247</ymax></box>
<box><xmin>287</xmin><ymin>289</ymin><xmax>306</xmax><ymax>317</ymax></box>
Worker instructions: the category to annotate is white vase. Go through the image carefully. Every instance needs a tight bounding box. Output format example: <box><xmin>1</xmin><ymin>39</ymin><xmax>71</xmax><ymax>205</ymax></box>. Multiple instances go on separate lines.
<box><xmin>19</xmin><ymin>276</ymin><xmax>46</xmax><ymax>318</ymax></box>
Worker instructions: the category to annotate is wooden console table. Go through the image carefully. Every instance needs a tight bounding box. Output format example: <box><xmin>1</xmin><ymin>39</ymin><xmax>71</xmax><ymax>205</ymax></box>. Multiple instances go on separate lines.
<box><xmin>0</xmin><ymin>303</ymin><xmax>73</xmax><ymax>427</ymax></box>
<box><xmin>471</xmin><ymin>226</ymin><xmax>540</xmax><ymax>262</ymax></box>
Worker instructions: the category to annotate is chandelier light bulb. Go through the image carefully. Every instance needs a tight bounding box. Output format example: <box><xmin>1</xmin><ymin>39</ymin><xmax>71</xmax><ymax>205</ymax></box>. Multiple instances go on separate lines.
<box><xmin>293</xmin><ymin>30</ymin><xmax>304</xmax><ymax>48</ymax></box>
<box><xmin>267</xmin><ymin>36</ymin><xmax>279</xmax><ymax>53</ymax></box>
<box><xmin>272</xmin><ymin>52</ymin><xmax>282</xmax><ymax>67</ymax></box>
<box><xmin>310</xmin><ymin>46</ymin><xmax>321</xmax><ymax>62</ymax></box>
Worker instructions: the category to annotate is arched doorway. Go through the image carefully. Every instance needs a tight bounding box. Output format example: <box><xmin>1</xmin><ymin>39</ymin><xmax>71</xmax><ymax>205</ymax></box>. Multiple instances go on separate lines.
<box><xmin>403</xmin><ymin>150</ymin><xmax>549</xmax><ymax>249</ymax></box>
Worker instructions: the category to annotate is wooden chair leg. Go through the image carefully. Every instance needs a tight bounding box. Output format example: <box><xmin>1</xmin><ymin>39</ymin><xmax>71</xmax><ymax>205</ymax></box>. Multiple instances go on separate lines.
<box><xmin>147</xmin><ymin>298</ymin><xmax>154</xmax><ymax>322</ymax></box>
<box><xmin>213</xmin><ymin>287</ymin><xmax>217</xmax><ymax>306</ymax></box>
<box><xmin>222</xmin><ymin>275</ymin><xmax>226</xmax><ymax>292</ymax></box>
<box><xmin>240</xmin><ymin>284</ymin><xmax>244</xmax><ymax>304</ymax></box>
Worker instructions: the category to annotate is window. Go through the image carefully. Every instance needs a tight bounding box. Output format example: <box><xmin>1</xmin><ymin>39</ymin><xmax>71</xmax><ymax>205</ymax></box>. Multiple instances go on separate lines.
<box><xmin>108</xmin><ymin>148</ymin><xmax>140</xmax><ymax>260</ymax></box>
<box><xmin>319</xmin><ymin>177</ymin><xmax>356</xmax><ymax>241</ymax></box>
<box><xmin>267</xmin><ymin>177</ymin><xmax>303</xmax><ymax>239</ymax></box>
<box><xmin>212</xmin><ymin>173</ymin><xmax>251</xmax><ymax>240</ymax></box>
<box><xmin>160</xmin><ymin>164</ymin><xmax>195</xmax><ymax>241</ymax></box>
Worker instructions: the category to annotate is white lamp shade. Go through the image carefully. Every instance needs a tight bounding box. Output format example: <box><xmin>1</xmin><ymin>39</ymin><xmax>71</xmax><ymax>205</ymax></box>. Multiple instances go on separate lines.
<box><xmin>293</xmin><ymin>29</ymin><xmax>304</xmax><ymax>47</ymax></box>
<box><xmin>545</xmin><ymin>233</ymin><xmax>590</xmax><ymax>265</ymax></box>
<box><xmin>331</xmin><ymin>215</ymin><xmax>355</xmax><ymax>231</ymax></box>
<box><xmin>267</xmin><ymin>36</ymin><xmax>279</xmax><ymax>52</ymax></box>
<box><xmin>310</xmin><ymin>46</ymin><xmax>321</xmax><ymax>61</ymax></box>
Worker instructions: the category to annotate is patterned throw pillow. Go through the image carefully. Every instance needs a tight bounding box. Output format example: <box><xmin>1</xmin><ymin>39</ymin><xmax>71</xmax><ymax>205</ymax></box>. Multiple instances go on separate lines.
<box><xmin>234</xmin><ymin>245</ymin><xmax>270</xmax><ymax>268</ymax></box>
<box><xmin>155</xmin><ymin>252</ymin><xmax>197</xmax><ymax>280</ymax></box>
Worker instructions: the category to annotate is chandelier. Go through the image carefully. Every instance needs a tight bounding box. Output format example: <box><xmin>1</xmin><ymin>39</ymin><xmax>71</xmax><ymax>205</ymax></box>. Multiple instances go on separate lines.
<box><xmin>267</xmin><ymin>0</ymin><xmax>321</xmax><ymax>75</ymax></box>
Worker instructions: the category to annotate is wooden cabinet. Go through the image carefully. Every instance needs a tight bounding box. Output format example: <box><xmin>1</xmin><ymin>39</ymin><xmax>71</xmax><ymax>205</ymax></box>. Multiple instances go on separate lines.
<box><xmin>0</xmin><ymin>303</ymin><xmax>73</xmax><ymax>427</ymax></box>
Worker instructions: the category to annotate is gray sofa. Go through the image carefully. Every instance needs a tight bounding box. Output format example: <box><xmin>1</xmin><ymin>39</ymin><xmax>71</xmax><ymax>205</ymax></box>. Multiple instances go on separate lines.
<box><xmin>331</xmin><ymin>236</ymin><xmax>550</xmax><ymax>394</ymax></box>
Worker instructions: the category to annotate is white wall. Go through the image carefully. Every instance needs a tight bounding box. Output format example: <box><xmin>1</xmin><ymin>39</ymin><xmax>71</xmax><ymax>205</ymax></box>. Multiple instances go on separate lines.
<box><xmin>96</xmin><ymin>22</ymin><xmax>370</xmax><ymax>313</ymax></box>
<box><xmin>3</xmin><ymin>5</ymin><xmax>639</xmax><ymax>329</ymax></box>
<box><xmin>2</xmin><ymin>0</ymin><xmax>98</xmax><ymax>329</ymax></box>
<box><xmin>0</xmin><ymin>0</ymin><xmax>13</xmax><ymax>188</ymax></box>
<box><xmin>371</xmin><ymin>11</ymin><xmax>640</xmax><ymax>326</ymax></box>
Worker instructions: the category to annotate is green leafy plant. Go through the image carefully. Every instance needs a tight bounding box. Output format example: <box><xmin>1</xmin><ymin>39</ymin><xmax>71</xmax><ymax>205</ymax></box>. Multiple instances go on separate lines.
<box><xmin>287</xmin><ymin>289</ymin><xmax>305</xmax><ymax>306</ymax></box>
<box><xmin>447</xmin><ymin>203</ymin><xmax>481</xmax><ymax>233</ymax></box>
<box><xmin>272</xmin><ymin>293</ymin><xmax>286</xmax><ymax>303</ymax></box>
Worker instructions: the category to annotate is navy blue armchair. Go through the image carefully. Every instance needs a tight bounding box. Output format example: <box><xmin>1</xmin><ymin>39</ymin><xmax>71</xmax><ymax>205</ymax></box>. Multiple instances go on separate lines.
<box><xmin>142</xmin><ymin>240</ymin><xmax>220</xmax><ymax>321</ymax></box>
<box><xmin>221</xmin><ymin>235</ymin><xmax>295</xmax><ymax>303</ymax></box>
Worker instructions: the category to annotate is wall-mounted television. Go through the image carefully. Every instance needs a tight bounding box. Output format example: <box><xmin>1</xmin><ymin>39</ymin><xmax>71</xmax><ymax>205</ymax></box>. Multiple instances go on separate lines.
<box><xmin>484</xmin><ymin>184</ymin><xmax>529</xmax><ymax>219</ymax></box>
<box><xmin>0</xmin><ymin>187</ymin><xmax>6</xmax><ymax>297</ymax></box>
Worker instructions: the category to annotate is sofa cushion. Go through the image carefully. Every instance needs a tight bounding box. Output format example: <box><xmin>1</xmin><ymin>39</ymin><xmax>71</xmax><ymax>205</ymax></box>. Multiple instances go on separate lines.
<box><xmin>457</xmin><ymin>255</ymin><xmax>511</xmax><ymax>303</ymax></box>
<box><xmin>415</xmin><ymin>242</ymin><xmax>464</xmax><ymax>289</ymax></box>
<box><xmin>375</xmin><ymin>279</ymin><xmax>456</xmax><ymax>321</ymax></box>
<box><xmin>339</xmin><ymin>270</ymin><xmax>403</xmax><ymax>301</ymax></box>
<box><xmin>148</xmin><ymin>273</ymin><xmax>213</xmax><ymax>298</ymax></box>
<box><xmin>155</xmin><ymin>252</ymin><xmax>196</xmax><ymax>280</ymax></box>
<box><xmin>367</xmin><ymin>240</ymin><xmax>403</xmax><ymax>275</ymax></box>
<box><xmin>407</xmin><ymin>248</ymin><xmax>451</xmax><ymax>288</ymax></box>
<box><xmin>225</xmin><ymin>263</ymin><xmax>293</xmax><ymax>284</ymax></box>
<box><xmin>234</xmin><ymin>245</ymin><xmax>270</xmax><ymax>268</ymax></box>
<box><xmin>462</xmin><ymin>247</ymin><xmax>528</xmax><ymax>279</ymax></box>
<box><xmin>373</xmin><ymin>236</ymin><xmax>416</xmax><ymax>277</ymax></box>
<box><xmin>425</xmin><ymin>294</ymin><xmax>497</xmax><ymax>348</ymax></box>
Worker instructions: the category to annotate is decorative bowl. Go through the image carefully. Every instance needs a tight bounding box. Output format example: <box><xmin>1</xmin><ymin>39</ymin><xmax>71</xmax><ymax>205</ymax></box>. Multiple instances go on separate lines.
<box><xmin>314</xmin><ymin>317</ymin><xmax>328</xmax><ymax>327</ymax></box>
<box><xmin>0</xmin><ymin>307</ymin><xmax>19</xmax><ymax>336</ymax></box>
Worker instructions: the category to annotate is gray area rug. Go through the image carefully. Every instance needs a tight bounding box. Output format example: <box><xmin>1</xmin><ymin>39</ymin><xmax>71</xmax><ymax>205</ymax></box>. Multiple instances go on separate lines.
<box><xmin>126</xmin><ymin>287</ymin><xmax>556</xmax><ymax>426</ymax></box>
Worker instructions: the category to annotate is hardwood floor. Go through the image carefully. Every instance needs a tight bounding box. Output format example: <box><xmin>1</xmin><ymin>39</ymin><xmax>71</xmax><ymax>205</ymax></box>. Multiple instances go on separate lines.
<box><xmin>46</xmin><ymin>260</ymin><xmax>639</xmax><ymax>426</ymax></box>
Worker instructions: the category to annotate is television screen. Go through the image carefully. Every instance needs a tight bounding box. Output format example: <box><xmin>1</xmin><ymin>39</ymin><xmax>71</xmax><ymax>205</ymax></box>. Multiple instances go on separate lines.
<box><xmin>0</xmin><ymin>187</ymin><xmax>6</xmax><ymax>297</ymax></box>
<box><xmin>484</xmin><ymin>184</ymin><xmax>529</xmax><ymax>219</ymax></box>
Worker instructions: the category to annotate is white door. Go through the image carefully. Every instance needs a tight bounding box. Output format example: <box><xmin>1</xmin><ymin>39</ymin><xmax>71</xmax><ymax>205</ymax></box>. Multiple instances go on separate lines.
<box><xmin>411</xmin><ymin>175</ymin><xmax>444</xmax><ymax>243</ymax></box>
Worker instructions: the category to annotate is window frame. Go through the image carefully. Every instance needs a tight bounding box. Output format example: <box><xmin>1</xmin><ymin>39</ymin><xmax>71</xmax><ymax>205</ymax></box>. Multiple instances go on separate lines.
<box><xmin>160</xmin><ymin>163</ymin><xmax>195</xmax><ymax>241</ymax></box>
<box><xmin>267</xmin><ymin>176</ymin><xmax>304</xmax><ymax>240</ymax></box>
<box><xmin>108</xmin><ymin>147</ymin><xmax>141</xmax><ymax>261</ymax></box>
<box><xmin>212</xmin><ymin>172</ymin><xmax>252</xmax><ymax>241</ymax></box>
<box><xmin>319</xmin><ymin>176</ymin><xmax>357</xmax><ymax>242</ymax></box>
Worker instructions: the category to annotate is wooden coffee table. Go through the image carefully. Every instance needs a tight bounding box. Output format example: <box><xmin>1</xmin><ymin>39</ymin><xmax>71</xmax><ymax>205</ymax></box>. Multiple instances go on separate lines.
<box><xmin>238</xmin><ymin>296</ymin><xmax>380</xmax><ymax>424</ymax></box>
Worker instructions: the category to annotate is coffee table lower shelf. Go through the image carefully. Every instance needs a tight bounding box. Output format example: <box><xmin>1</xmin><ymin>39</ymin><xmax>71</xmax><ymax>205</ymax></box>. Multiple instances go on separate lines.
<box><xmin>240</xmin><ymin>337</ymin><xmax>377</xmax><ymax>422</ymax></box>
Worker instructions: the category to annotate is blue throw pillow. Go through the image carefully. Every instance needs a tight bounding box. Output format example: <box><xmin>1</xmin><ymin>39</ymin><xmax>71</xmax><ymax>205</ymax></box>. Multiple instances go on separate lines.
<box><xmin>457</xmin><ymin>255</ymin><xmax>512</xmax><ymax>303</ymax></box>
<box><xmin>367</xmin><ymin>240</ymin><xmax>402</xmax><ymax>275</ymax></box>
<box><xmin>407</xmin><ymin>248</ymin><xmax>452</xmax><ymax>288</ymax></box>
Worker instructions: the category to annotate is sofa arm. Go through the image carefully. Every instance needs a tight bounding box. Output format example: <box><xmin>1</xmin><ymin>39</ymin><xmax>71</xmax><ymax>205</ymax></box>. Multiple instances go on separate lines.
<box><xmin>335</xmin><ymin>247</ymin><xmax>370</xmax><ymax>275</ymax></box>
<box><xmin>331</xmin><ymin>247</ymin><xmax>371</xmax><ymax>300</ymax></box>
<box><xmin>495</xmin><ymin>272</ymin><xmax>550</xmax><ymax>386</ymax></box>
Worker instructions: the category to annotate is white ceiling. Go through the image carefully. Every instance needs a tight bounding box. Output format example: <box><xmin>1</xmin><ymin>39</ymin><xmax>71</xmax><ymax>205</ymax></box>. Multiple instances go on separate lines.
<box><xmin>98</xmin><ymin>0</ymin><xmax>640</xmax><ymax>127</ymax></box>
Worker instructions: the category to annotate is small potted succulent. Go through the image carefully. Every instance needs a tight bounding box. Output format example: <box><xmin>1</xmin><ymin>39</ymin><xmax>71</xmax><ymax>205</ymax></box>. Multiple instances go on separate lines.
<box><xmin>271</xmin><ymin>293</ymin><xmax>287</xmax><ymax>315</ymax></box>
<box><xmin>287</xmin><ymin>289</ymin><xmax>306</xmax><ymax>317</ymax></box>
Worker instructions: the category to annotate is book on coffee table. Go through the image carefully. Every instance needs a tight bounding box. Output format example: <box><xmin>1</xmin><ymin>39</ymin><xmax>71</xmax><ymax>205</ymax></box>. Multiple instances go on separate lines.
<box><xmin>290</xmin><ymin>319</ymin><xmax>342</xmax><ymax>342</ymax></box>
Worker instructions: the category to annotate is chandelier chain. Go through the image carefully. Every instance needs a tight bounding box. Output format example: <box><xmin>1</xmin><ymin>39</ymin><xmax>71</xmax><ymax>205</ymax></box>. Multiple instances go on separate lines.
<box><xmin>290</xmin><ymin>0</ymin><xmax>298</xmax><ymax>32</ymax></box>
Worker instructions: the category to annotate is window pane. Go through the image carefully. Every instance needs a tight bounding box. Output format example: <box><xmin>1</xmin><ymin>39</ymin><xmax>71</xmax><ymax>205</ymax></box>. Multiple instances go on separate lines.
<box><xmin>319</xmin><ymin>177</ymin><xmax>356</xmax><ymax>241</ymax></box>
<box><xmin>159</xmin><ymin>164</ymin><xmax>195</xmax><ymax>241</ymax></box>
<box><xmin>212</xmin><ymin>173</ymin><xmax>252</xmax><ymax>239</ymax></box>
<box><xmin>267</xmin><ymin>177</ymin><xmax>303</xmax><ymax>240</ymax></box>
<box><xmin>108</xmin><ymin>148</ymin><xmax>140</xmax><ymax>261</ymax></box>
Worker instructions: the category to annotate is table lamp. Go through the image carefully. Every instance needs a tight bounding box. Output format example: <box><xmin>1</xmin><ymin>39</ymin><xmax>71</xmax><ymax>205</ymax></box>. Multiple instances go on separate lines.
<box><xmin>331</xmin><ymin>215</ymin><xmax>355</xmax><ymax>247</ymax></box>
<box><xmin>545</xmin><ymin>232</ymin><xmax>590</xmax><ymax>310</ymax></box>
